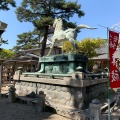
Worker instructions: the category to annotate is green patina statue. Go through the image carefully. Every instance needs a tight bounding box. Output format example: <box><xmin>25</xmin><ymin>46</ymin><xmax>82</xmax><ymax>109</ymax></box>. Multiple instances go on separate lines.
<box><xmin>42</xmin><ymin>18</ymin><xmax>96</xmax><ymax>75</ymax></box>
<box><xmin>47</xmin><ymin>18</ymin><xmax>97</xmax><ymax>56</ymax></box>
<box><xmin>23</xmin><ymin>18</ymin><xmax>97</xmax><ymax>76</ymax></box>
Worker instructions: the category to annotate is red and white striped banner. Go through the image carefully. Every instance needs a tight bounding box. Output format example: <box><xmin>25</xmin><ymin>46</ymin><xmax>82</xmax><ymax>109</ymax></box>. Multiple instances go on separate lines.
<box><xmin>109</xmin><ymin>30</ymin><xmax>120</xmax><ymax>88</ymax></box>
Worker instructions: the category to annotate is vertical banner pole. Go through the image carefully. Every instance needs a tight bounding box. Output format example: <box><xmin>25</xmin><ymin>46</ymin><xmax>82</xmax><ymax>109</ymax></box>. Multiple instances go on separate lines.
<box><xmin>98</xmin><ymin>25</ymin><xmax>120</xmax><ymax>120</ymax></box>
<box><xmin>107</xmin><ymin>28</ymin><xmax>111</xmax><ymax>120</ymax></box>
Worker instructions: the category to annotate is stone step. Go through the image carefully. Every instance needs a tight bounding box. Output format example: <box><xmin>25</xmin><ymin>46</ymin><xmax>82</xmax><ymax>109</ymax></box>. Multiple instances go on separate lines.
<box><xmin>101</xmin><ymin>96</ymin><xmax>117</xmax><ymax>113</ymax></box>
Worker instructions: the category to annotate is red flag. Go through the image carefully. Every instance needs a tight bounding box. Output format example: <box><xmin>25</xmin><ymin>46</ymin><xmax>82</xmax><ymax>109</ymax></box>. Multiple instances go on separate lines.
<box><xmin>109</xmin><ymin>30</ymin><xmax>120</xmax><ymax>88</ymax></box>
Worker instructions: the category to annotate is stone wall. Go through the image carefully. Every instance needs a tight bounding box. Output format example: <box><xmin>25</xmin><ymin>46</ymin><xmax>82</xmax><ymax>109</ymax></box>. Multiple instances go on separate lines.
<box><xmin>15</xmin><ymin>78</ymin><xmax>110</xmax><ymax>110</ymax></box>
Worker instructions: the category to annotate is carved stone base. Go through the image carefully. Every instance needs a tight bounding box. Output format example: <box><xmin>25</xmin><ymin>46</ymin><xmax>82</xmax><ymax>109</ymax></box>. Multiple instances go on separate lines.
<box><xmin>14</xmin><ymin>77</ymin><xmax>115</xmax><ymax>119</ymax></box>
<box><xmin>13</xmin><ymin>54</ymin><xmax>115</xmax><ymax>119</ymax></box>
<box><xmin>38</xmin><ymin>54</ymin><xmax>88</xmax><ymax>74</ymax></box>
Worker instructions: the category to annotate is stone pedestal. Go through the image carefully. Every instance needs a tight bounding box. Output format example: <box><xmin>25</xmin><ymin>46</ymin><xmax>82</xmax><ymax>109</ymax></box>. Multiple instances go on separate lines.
<box><xmin>13</xmin><ymin>53</ymin><xmax>115</xmax><ymax>119</ymax></box>
<box><xmin>38</xmin><ymin>54</ymin><xmax>88</xmax><ymax>74</ymax></box>
<box><xmin>36</xmin><ymin>91</ymin><xmax>46</xmax><ymax>112</ymax></box>
<box><xmin>9</xmin><ymin>86</ymin><xmax>16</xmax><ymax>103</ymax></box>
<box><xmin>90</xmin><ymin>99</ymin><xmax>102</xmax><ymax>120</ymax></box>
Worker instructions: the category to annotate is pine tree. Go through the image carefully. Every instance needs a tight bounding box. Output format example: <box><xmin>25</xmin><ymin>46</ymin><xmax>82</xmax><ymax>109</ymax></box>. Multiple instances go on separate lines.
<box><xmin>13</xmin><ymin>29</ymin><xmax>41</xmax><ymax>52</ymax></box>
<box><xmin>15</xmin><ymin>0</ymin><xmax>84</xmax><ymax>56</ymax></box>
<box><xmin>0</xmin><ymin>0</ymin><xmax>16</xmax><ymax>11</ymax></box>
<box><xmin>0</xmin><ymin>0</ymin><xmax>16</xmax><ymax>46</ymax></box>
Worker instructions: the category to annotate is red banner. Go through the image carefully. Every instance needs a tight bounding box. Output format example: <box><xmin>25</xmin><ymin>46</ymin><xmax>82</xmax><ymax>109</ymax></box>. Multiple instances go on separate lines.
<box><xmin>109</xmin><ymin>30</ymin><xmax>120</xmax><ymax>88</ymax></box>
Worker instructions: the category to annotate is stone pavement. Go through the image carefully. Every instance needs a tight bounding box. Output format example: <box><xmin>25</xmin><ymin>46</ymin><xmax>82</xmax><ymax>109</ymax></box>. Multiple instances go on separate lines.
<box><xmin>0</xmin><ymin>97</ymin><xmax>70</xmax><ymax>120</ymax></box>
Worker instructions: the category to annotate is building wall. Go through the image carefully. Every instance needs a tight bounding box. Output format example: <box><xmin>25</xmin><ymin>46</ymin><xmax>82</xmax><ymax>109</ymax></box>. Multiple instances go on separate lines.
<box><xmin>26</xmin><ymin>47</ymin><xmax>61</xmax><ymax>56</ymax></box>
<box><xmin>96</xmin><ymin>60</ymin><xmax>108</xmax><ymax>70</ymax></box>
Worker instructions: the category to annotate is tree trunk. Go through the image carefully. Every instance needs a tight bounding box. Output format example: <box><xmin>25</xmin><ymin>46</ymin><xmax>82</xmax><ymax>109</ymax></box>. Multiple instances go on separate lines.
<box><xmin>40</xmin><ymin>25</ymin><xmax>49</xmax><ymax>57</ymax></box>
<box><xmin>35</xmin><ymin>25</ymin><xmax>49</xmax><ymax>72</ymax></box>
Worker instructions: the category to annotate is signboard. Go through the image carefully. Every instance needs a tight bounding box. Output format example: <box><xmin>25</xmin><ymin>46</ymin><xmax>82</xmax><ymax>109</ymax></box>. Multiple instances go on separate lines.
<box><xmin>109</xmin><ymin>30</ymin><xmax>120</xmax><ymax>88</ymax></box>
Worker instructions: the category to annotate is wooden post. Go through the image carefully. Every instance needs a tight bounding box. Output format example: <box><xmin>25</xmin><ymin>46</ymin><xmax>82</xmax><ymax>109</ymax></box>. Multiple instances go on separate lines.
<box><xmin>0</xmin><ymin>60</ymin><xmax>3</xmax><ymax>96</ymax></box>
<box><xmin>30</xmin><ymin>62</ymin><xmax>32</xmax><ymax>72</ymax></box>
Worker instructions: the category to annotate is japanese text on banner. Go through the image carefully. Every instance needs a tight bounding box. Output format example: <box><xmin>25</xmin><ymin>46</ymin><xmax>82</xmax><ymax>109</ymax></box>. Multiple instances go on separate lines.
<box><xmin>109</xmin><ymin>30</ymin><xmax>120</xmax><ymax>88</ymax></box>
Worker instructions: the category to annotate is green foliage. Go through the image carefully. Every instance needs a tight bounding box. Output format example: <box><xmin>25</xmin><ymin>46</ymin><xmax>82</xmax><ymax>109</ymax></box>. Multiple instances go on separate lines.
<box><xmin>118</xmin><ymin>42</ymin><xmax>120</xmax><ymax>48</ymax></box>
<box><xmin>63</xmin><ymin>38</ymin><xmax>106</xmax><ymax>58</ymax></box>
<box><xmin>80</xmin><ymin>38</ymin><xmax>106</xmax><ymax>70</ymax></box>
<box><xmin>0</xmin><ymin>49</ymin><xmax>15</xmax><ymax>59</ymax></box>
<box><xmin>16</xmin><ymin>0</ymin><xmax>84</xmax><ymax>23</ymax></box>
<box><xmin>78</xmin><ymin>38</ymin><xmax>106</xmax><ymax>58</ymax></box>
<box><xmin>0</xmin><ymin>0</ymin><xmax>16</xmax><ymax>11</ymax></box>
<box><xmin>62</xmin><ymin>40</ymin><xmax>79</xmax><ymax>53</ymax></box>
<box><xmin>13</xmin><ymin>29</ymin><xmax>41</xmax><ymax>52</ymax></box>
<box><xmin>0</xmin><ymin>39</ymin><xmax>8</xmax><ymax>46</ymax></box>
<box><xmin>15</xmin><ymin>0</ymin><xmax>85</xmax><ymax>56</ymax></box>
<box><xmin>62</xmin><ymin>41</ymin><xmax>72</xmax><ymax>53</ymax></box>
<box><xmin>86</xmin><ymin>60</ymin><xmax>95</xmax><ymax>72</ymax></box>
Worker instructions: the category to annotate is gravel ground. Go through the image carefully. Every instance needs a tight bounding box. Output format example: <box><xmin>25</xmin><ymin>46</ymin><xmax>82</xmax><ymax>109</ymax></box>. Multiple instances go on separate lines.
<box><xmin>0</xmin><ymin>97</ymin><xmax>70</xmax><ymax>120</ymax></box>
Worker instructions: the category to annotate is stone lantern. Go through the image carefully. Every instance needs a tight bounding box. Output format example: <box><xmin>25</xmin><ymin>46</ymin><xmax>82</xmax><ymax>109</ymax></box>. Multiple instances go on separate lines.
<box><xmin>0</xmin><ymin>21</ymin><xmax>7</xmax><ymax>43</ymax></box>
<box><xmin>0</xmin><ymin>21</ymin><xmax>7</xmax><ymax>96</ymax></box>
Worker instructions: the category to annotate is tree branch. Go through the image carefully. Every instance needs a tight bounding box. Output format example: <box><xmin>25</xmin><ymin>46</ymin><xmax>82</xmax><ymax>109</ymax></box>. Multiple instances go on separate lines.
<box><xmin>33</xmin><ymin>10</ymin><xmax>77</xmax><ymax>16</ymax></box>
<box><xmin>26</xmin><ymin>0</ymin><xmax>47</xmax><ymax>7</ymax></box>
<box><xmin>53</xmin><ymin>10</ymin><xmax>77</xmax><ymax>15</ymax></box>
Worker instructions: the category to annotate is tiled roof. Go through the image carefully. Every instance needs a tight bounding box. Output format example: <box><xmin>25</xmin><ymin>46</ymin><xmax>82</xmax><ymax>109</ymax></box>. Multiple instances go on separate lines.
<box><xmin>95</xmin><ymin>44</ymin><xmax>107</xmax><ymax>55</ymax></box>
<box><xmin>93</xmin><ymin>50</ymin><xmax>120</xmax><ymax>60</ymax></box>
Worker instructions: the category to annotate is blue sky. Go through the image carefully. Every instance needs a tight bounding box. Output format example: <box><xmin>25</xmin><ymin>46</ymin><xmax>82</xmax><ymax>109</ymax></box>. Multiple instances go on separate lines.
<box><xmin>0</xmin><ymin>0</ymin><xmax>120</xmax><ymax>49</ymax></box>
